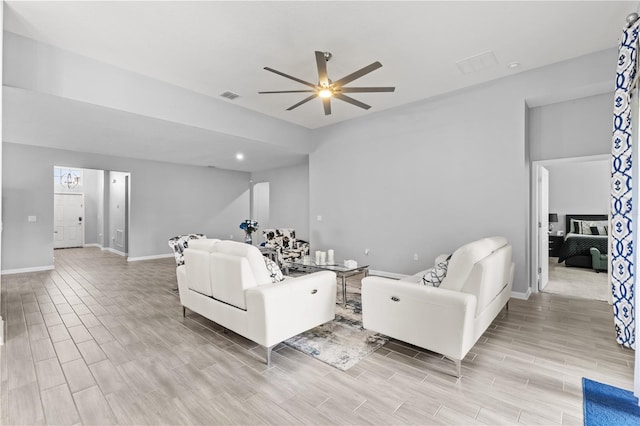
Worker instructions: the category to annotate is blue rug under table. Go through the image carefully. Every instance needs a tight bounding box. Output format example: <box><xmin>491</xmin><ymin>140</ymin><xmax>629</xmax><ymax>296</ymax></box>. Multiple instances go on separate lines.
<box><xmin>583</xmin><ymin>377</ymin><xmax>640</xmax><ymax>425</ymax></box>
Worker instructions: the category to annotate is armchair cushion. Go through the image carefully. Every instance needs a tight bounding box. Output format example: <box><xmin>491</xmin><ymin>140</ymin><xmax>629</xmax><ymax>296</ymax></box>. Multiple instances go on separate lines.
<box><xmin>262</xmin><ymin>228</ymin><xmax>310</xmax><ymax>264</ymax></box>
<box><xmin>168</xmin><ymin>234</ymin><xmax>207</xmax><ymax>265</ymax></box>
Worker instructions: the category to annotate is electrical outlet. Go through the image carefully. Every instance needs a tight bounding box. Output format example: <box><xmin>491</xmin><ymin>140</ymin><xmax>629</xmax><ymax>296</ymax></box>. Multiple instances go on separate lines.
<box><xmin>230</xmin><ymin>234</ymin><xmax>234</xmax><ymax>239</ymax></box>
<box><xmin>364</xmin><ymin>249</ymin><xmax>370</xmax><ymax>256</ymax></box>
<box><xmin>413</xmin><ymin>253</ymin><xmax>419</xmax><ymax>261</ymax></box>
<box><xmin>317</xmin><ymin>215</ymin><xmax>322</xmax><ymax>222</ymax></box>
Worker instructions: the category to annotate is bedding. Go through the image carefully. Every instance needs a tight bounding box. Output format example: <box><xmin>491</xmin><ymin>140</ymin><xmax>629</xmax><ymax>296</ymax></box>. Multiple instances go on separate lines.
<box><xmin>560</xmin><ymin>214</ymin><xmax>608</xmax><ymax>268</ymax></box>
<box><xmin>557</xmin><ymin>233</ymin><xmax>608</xmax><ymax>263</ymax></box>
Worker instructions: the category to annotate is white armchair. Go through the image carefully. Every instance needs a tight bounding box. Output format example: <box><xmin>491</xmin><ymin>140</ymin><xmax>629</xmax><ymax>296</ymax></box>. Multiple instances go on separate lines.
<box><xmin>362</xmin><ymin>237</ymin><xmax>514</xmax><ymax>377</ymax></box>
<box><xmin>176</xmin><ymin>239</ymin><xmax>336</xmax><ymax>365</ymax></box>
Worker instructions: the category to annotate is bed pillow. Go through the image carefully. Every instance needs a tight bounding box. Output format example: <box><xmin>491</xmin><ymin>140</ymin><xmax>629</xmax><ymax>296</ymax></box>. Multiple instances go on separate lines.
<box><xmin>422</xmin><ymin>260</ymin><xmax>449</xmax><ymax>287</ymax></box>
<box><xmin>581</xmin><ymin>220</ymin><xmax>608</xmax><ymax>235</ymax></box>
<box><xmin>570</xmin><ymin>219</ymin><xmax>583</xmax><ymax>234</ymax></box>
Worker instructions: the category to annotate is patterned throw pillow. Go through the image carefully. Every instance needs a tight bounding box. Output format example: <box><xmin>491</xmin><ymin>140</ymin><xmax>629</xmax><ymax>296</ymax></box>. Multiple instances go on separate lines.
<box><xmin>263</xmin><ymin>257</ymin><xmax>285</xmax><ymax>283</ymax></box>
<box><xmin>422</xmin><ymin>260</ymin><xmax>449</xmax><ymax>287</ymax></box>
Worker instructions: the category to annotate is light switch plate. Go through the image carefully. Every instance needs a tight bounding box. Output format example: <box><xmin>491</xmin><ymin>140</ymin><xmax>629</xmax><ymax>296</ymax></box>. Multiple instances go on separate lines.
<box><xmin>28</xmin><ymin>216</ymin><xmax>37</xmax><ymax>223</ymax></box>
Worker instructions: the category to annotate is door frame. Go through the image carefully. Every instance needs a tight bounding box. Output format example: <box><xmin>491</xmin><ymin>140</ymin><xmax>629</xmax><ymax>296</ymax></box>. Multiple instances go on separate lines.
<box><xmin>530</xmin><ymin>154</ymin><xmax>609</xmax><ymax>294</ymax></box>
<box><xmin>53</xmin><ymin>192</ymin><xmax>86</xmax><ymax>249</ymax></box>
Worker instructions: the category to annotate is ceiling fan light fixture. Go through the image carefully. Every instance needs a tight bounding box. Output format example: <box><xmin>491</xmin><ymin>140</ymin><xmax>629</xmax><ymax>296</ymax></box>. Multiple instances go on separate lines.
<box><xmin>318</xmin><ymin>88</ymin><xmax>332</xmax><ymax>98</ymax></box>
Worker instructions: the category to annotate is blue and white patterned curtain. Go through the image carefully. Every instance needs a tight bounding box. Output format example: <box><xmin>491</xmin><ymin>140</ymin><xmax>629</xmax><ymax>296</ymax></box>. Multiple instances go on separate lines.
<box><xmin>612</xmin><ymin>19</ymin><xmax>639</xmax><ymax>349</ymax></box>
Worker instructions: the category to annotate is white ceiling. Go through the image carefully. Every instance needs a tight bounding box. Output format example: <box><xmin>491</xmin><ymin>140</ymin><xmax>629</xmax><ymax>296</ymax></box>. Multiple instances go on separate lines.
<box><xmin>3</xmin><ymin>1</ymin><xmax>639</xmax><ymax>170</ymax></box>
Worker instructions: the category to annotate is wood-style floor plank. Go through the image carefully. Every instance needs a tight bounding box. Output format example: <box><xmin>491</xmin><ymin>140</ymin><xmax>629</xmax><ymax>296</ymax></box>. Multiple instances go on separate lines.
<box><xmin>0</xmin><ymin>247</ymin><xmax>634</xmax><ymax>425</ymax></box>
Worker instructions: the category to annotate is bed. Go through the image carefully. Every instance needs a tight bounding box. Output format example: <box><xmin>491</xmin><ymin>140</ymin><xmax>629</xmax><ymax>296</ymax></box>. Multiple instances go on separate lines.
<box><xmin>557</xmin><ymin>214</ymin><xmax>608</xmax><ymax>268</ymax></box>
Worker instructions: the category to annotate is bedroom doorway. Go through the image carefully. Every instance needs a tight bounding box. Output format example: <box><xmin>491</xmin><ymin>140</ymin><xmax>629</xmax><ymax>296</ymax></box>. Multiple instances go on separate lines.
<box><xmin>531</xmin><ymin>155</ymin><xmax>610</xmax><ymax>302</ymax></box>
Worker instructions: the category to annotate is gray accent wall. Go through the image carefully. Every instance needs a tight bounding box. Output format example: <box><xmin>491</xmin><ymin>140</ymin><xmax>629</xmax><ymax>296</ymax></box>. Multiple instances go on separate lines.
<box><xmin>547</xmin><ymin>159</ymin><xmax>609</xmax><ymax>234</ymax></box>
<box><xmin>309</xmin><ymin>48</ymin><xmax>617</xmax><ymax>294</ymax></box>
<box><xmin>251</xmin><ymin>161</ymin><xmax>310</xmax><ymax>241</ymax></box>
<box><xmin>529</xmin><ymin>92</ymin><xmax>613</xmax><ymax>161</ymax></box>
<box><xmin>2</xmin><ymin>142</ymin><xmax>250</xmax><ymax>271</ymax></box>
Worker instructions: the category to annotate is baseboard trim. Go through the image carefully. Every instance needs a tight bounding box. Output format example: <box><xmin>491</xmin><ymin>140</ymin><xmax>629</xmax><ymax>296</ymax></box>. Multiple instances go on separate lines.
<box><xmin>1</xmin><ymin>265</ymin><xmax>55</xmax><ymax>275</ymax></box>
<box><xmin>368</xmin><ymin>269</ymin><xmax>408</xmax><ymax>280</ymax></box>
<box><xmin>83</xmin><ymin>243</ymin><xmax>103</xmax><ymax>248</ymax></box>
<box><xmin>128</xmin><ymin>253</ymin><xmax>174</xmax><ymax>262</ymax></box>
<box><xmin>102</xmin><ymin>247</ymin><xmax>127</xmax><ymax>257</ymax></box>
<box><xmin>511</xmin><ymin>288</ymin><xmax>531</xmax><ymax>300</ymax></box>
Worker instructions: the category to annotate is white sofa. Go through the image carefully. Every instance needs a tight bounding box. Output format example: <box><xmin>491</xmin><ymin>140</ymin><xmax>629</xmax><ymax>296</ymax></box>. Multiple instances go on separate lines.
<box><xmin>176</xmin><ymin>239</ymin><xmax>337</xmax><ymax>365</ymax></box>
<box><xmin>361</xmin><ymin>236</ymin><xmax>514</xmax><ymax>377</ymax></box>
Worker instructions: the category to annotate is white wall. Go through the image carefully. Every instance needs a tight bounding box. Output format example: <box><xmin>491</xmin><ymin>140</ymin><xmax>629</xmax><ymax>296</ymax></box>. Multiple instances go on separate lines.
<box><xmin>546</xmin><ymin>160</ymin><xmax>609</xmax><ymax>234</ymax></box>
<box><xmin>251</xmin><ymin>161</ymin><xmax>310</xmax><ymax>241</ymax></box>
<box><xmin>1</xmin><ymin>142</ymin><xmax>250</xmax><ymax>271</ymax></box>
<box><xmin>309</xmin><ymin>48</ymin><xmax>617</xmax><ymax>294</ymax></box>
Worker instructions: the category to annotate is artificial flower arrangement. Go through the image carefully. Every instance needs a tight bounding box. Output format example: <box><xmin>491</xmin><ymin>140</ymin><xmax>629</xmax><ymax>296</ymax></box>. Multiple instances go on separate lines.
<box><xmin>239</xmin><ymin>219</ymin><xmax>259</xmax><ymax>235</ymax></box>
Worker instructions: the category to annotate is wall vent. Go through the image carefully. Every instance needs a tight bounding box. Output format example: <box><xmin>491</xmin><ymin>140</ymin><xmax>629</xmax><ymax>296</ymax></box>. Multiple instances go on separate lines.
<box><xmin>220</xmin><ymin>91</ymin><xmax>240</xmax><ymax>100</ymax></box>
<box><xmin>455</xmin><ymin>51</ymin><xmax>498</xmax><ymax>75</ymax></box>
<box><xmin>115</xmin><ymin>229</ymin><xmax>124</xmax><ymax>247</ymax></box>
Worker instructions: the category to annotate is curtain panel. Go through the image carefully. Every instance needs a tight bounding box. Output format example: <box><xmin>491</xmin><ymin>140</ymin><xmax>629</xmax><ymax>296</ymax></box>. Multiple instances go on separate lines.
<box><xmin>612</xmin><ymin>20</ymin><xmax>640</xmax><ymax>349</ymax></box>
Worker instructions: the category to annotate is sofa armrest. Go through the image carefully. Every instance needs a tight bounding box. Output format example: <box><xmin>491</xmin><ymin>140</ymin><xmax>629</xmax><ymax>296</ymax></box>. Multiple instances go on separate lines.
<box><xmin>245</xmin><ymin>271</ymin><xmax>337</xmax><ymax>347</ymax></box>
<box><xmin>361</xmin><ymin>276</ymin><xmax>477</xmax><ymax>361</ymax></box>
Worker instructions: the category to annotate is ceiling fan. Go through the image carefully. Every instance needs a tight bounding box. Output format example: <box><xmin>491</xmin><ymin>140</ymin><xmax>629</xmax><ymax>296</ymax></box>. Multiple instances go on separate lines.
<box><xmin>259</xmin><ymin>51</ymin><xmax>395</xmax><ymax>115</ymax></box>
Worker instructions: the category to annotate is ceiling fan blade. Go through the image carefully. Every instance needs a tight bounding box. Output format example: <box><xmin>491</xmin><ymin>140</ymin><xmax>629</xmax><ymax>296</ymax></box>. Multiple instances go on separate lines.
<box><xmin>322</xmin><ymin>97</ymin><xmax>331</xmax><ymax>115</ymax></box>
<box><xmin>264</xmin><ymin>67</ymin><xmax>317</xmax><ymax>89</ymax></box>
<box><xmin>286</xmin><ymin>94</ymin><xmax>318</xmax><ymax>111</ymax></box>
<box><xmin>315</xmin><ymin>51</ymin><xmax>329</xmax><ymax>86</ymax></box>
<box><xmin>340</xmin><ymin>87</ymin><xmax>395</xmax><ymax>93</ymax></box>
<box><xmin>332</xmin><ymin>62</ymin><xmax>382</xmax><ymax>87</ymax></box>
<box><xmin>259</xmin><ymin>90</ymin><xmax>316</xmax><ymax>94</ymax></box>
<box><xmin>334</xmin><ymin>93</ymin><xmax>371</xmax><ymax>110</ymax></box>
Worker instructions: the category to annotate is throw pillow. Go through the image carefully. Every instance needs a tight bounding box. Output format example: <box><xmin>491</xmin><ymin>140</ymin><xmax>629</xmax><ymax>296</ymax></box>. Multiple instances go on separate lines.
<box><xmin>422</xmin><ymin>260</ymin><xmax>449</xmax><ymax>287</ymax></box>
<box><xmin>590</xmin><ymin>226</ymin><xmax>600</xmax><ymax>235</ymax></box>
<box><xmin>263</xmin><ymin>256</ymin><xmax>285</xmax><ymax>283</ymax></box>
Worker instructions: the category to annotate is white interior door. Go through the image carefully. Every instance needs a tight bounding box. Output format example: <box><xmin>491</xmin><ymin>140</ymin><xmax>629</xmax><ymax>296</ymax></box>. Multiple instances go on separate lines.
<box><xmin>54</xmin><ymin>193</ymin><xmax>84</xmax><ymax>248</ymax></box>
<box><xmin>538</xmin><ymin>166</ymin><xmax>550</xmax><ymax>291</ymax></box>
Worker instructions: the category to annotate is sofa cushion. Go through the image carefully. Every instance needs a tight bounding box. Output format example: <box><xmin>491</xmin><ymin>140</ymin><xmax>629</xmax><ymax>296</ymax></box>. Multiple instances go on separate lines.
<box><xmin>440</xmin><ymin>237</ymin><xmax>508</xmax><ymax>292</ymax></box>
<box><xmin>208</xmin><ymin>252</ymin><xmax>257</xmax><ymax>310</ymax></box>
<box><xmin>264</xmin><ymin>257</ymin><xmax>285</xmax><ymax>283</ymax></box>
<box><xmin>184</xmin><ymin>248</ymin><xmax>215</xmax><ymax>297</ymax></box>
<box><xmin>422</xmin><ymin>260</ymin><xmax>449</xmax><ymax>287</ymax></box>
<box><xmin>213</xmin><ymin>240</ymin><xmax>272</xmax><ymax>286</ymax></box>
<box><xmin>187</xmin><ymin>238</ymin><xmax>220</xmax><ymax>252</ymax></box>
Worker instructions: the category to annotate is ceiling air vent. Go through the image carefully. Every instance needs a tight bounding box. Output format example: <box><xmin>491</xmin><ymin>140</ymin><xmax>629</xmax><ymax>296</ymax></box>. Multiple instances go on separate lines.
<box><xmin>220</xmin><ymin>91</ymin><xmax>240</xmax><ymax>100</ymax></box>
<box><xmin>455</xmin><ymin>51</ymin><xmax>498</xmax><ymax>75</ymax></box>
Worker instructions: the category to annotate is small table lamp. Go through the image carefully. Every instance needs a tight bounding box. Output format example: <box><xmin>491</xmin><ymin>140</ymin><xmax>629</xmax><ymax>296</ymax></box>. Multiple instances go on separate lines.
<box><xmin>549</xmin><ymin>213</ymin><xmax>559</xmax><ymax>233</ymax></box>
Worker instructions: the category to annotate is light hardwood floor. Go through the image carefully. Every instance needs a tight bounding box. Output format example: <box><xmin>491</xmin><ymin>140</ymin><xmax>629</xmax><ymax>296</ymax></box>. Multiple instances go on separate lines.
<box><xmin>1</xmin><ymin>247</ymin><xmax>634</xmax><ymax>425</ymax></box>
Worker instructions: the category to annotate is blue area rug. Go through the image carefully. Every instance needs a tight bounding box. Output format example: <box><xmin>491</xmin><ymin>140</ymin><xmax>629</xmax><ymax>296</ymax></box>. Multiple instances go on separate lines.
<box><xmin>583</xmin><ymin>377</ymin><xmax>640</xmax><ymax>425</ymax></box>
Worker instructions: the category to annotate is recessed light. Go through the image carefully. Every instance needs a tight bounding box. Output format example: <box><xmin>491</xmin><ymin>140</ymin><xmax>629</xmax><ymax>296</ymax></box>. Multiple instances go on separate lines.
<box><xmin>508</xmin><ymin>62</ymin><xmax>521</xmax><ymax>69</ymax></box>
<box><xmin>235</xmin><ymin>153</ymin><xmax>244</xmax><ymax>161</ymax></box>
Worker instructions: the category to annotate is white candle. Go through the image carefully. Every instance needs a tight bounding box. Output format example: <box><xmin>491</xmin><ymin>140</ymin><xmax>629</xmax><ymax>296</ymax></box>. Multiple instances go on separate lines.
<box><xmin>327</xmin><ymin>249</ymin><xmax>335</xmax><ymax>264</ymax></box>
<box><xmin>315</xmin><ymin>251</ymin><xmax>321</xmax><ymax>264</ymax></box>
<box><xmin>319</xmin><ymin>251</ymin><xmax>327</xmax><ymax>265</ymax></box>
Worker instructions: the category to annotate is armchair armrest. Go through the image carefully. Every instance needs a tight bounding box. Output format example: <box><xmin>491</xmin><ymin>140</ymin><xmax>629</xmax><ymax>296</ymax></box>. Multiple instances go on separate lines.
<box><xmin>245</xmin><ymin>271</ymin><xmax>337</xmax><ymax>347</ymax></box>
<box><xmin>361</xmin><ymin>276</ymin><xmax>477</xmax><ymax>361</ymax></box>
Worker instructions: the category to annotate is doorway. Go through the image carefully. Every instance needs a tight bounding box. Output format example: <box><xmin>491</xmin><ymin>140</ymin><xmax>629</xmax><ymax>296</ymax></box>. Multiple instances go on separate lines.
<box><xmin>531</xmin><ymin>156</ymin><xmax>610</xmax><ymax>301</ymax></box>
<box><xmin>53</xmin><ymin>193</ymin><xmax>84</xmax><ymax>248</ymax></box>
<box><xmin>53</xmin><ymin>166</ymin><xmax>130</xmax><ymax>257</ymax></box>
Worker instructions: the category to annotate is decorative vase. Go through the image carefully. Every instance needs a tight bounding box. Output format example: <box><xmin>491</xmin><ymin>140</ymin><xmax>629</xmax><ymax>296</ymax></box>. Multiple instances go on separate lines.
<box><xmin>244</xmin><ymin>232</ymin><xmax>253</xmax><ymax>245</ymax></box>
